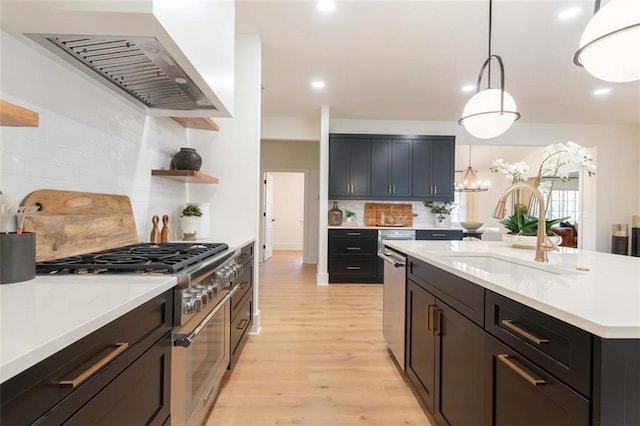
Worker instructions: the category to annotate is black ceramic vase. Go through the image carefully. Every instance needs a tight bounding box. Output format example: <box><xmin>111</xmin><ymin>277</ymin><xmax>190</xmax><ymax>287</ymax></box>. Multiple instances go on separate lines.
<box><xmin>172</xmin><ymin>148</ymin><xmax>202</xmax><ymax>171</ymax></box>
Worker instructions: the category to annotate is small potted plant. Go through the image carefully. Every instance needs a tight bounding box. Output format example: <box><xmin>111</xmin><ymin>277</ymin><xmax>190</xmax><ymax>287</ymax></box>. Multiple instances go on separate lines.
<box><xmin>181</xmin><ymin>204</ymin><xmax>202</xmax><ymax>241</ymax></box>
<box><xmin>426</xmin><ymin>201</ymin><xmax>453</xmax><ymax>227</ymax></box>
<box><xmin>344</xmin><ymin>209</ymin><xmax>357</xmax><ymax>223</ymax></box>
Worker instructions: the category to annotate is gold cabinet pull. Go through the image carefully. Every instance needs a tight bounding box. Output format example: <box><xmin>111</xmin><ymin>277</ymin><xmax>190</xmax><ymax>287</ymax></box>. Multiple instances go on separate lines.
<box><xmin>346</xmin><ymin>266</ymin><xmax>361</xmax><ymax>270</ymax></box>
<box><xmin>58</xmin><ymin>342</ymin><xmax>129</xmax><ymax>388</ymax></box>
<box><xmin>346</xmin><ymin>247</ymin><xmax>361</xmax><ymax>251</ymax></box>
<box><xmin>501</xmin><ymin>319</ymin><xmax>550</xmax><ymax>345</ymax></box>
<box><xmin>426</xmin><ymin>304</ymin><xmax>436</xmax><ymax>332</ymax></box>
<box><xmin>498</xmin><ymin>354</ymin><xmax>546</xmax><ymax>386</ymax></box>
<box><xmin>346</xmin><ymin>232</ymin><xmax>361</xmax><ymax>236</ymax></box>
<box><xmin>432</xmin><ymin>308</ymin><xmax>443</xmax><ymax>336</ymax></box>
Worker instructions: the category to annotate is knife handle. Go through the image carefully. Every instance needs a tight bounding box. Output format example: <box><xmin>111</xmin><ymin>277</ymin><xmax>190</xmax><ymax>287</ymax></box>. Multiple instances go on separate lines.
<box><xmin>150</xmin><ymin>215</ymin><xmax>160</xmax><ymax>243</ymax></box>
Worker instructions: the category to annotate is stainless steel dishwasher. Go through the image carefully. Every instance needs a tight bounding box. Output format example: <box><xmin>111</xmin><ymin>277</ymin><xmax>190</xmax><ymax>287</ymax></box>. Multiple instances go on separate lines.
<box><xmin>379</xmin><ymin>248</ymin><xmax>407</xmax><ymax>370</ymax></box>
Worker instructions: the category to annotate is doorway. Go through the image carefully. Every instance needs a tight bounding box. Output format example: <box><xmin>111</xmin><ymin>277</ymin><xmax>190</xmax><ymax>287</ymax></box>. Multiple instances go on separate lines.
<box><xmin>261</xmin><ymin>171</ymin><xmax>306</xmax><ymax>263</ymax></box>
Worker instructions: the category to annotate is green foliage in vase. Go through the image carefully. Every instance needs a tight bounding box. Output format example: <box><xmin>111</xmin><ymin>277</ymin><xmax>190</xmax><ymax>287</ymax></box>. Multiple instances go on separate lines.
<box><xmin>182</xmin><ymin>204</ymin><xmax>203</xmax><ymax>217</ymax></box>
<box><xmin>500</xmin><ymin>212</ymin><xmax>570</xmax><ymax>236</ymax></box>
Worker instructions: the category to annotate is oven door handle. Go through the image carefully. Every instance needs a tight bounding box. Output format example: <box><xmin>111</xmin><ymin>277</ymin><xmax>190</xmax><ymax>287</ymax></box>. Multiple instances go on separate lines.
<box><xmin>174</xmin><ymin>285</ymin><xmax>241</xmax><ymax>348</ymax></box>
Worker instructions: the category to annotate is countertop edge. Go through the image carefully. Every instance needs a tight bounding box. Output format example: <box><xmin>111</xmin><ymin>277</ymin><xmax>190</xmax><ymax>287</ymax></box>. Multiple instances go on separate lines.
<box><xmin>0</xmin><ymin>278</ymin><xmax>177</xmax><ymax>383</ymax></box>
<box><xmin>385</xmin><ymin>240</ymin><xmax>640</xmax><ymax>339</ymax></box>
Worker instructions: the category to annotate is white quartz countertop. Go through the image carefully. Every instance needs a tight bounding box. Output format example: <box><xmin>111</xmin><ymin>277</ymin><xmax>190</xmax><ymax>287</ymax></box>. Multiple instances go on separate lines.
<box><xmin>384</xmin><ymin>240</ymin><xmax>640</xmax><ymax>339</ymax></box>
<box><xmin>0</xmin><ymin>275</ymin><xmax>177</xmax><ymax>383</ymax></box>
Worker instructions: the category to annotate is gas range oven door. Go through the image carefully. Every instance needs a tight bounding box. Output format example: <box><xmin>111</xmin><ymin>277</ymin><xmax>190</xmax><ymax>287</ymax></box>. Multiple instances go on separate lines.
<box><xmin>172</xmin><ymin>286</ymin><xmax>239</xmax><ymax>426</ymax></box>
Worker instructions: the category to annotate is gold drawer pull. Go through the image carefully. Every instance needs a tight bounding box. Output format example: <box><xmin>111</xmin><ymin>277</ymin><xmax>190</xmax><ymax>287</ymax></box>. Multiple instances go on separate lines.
<box><xmin>58</xmin><ymin>342</ymin><xmax>129</xmax><ymax>388</ymax></box>
<box><xmin>498</xmin><ymin>354</ymin><xmax>546</xmax><ymax>386</ymax></box>
<box><xmin>346</xmin><ymin>247</ymin><xmax>361</xmax><ymax>251</ymax></box>
<box><xmin>347</xmin><ymin>232</ymin><xmax>361</xmax><ymax>236</ymax></box>
<box><xmin>237</xmin><ymin>319</ymin><xmax>249</xmax><ymax>330</ymax></box>
<box><xmin>346</xmin><ymin>266</ymin><xmax>361</xmax><ymax>270</ymax></box>
<box><xmin>501</xmin><ymin>319</ymin><xmax>549</xmax><ymax>345</ymax></box>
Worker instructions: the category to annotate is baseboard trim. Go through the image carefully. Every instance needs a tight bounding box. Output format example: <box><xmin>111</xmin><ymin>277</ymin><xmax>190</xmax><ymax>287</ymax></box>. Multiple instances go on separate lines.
<box><xmin>249</xmin><ymin>310</ymin><xmax>261</xmax><ymax>335</ymax></box>
<box><xmin>316</xmin><ymin>272</ymin><xmax>329</xmax><ymax>286</ymax></box>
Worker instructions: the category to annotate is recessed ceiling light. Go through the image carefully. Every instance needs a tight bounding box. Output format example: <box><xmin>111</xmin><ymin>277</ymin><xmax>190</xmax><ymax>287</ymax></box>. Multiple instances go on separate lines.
<box><xmin>311</xmin><ymin>80</ymin><xmax>326</xmax><ymax>90</ymax></box>
<box><xmin>174</xmin><ymin>77</ymin><xmax>187</xmax><ymax>84</ymax></box>
<box><xmin>461</xmin><ymin>85</ymin><xmax>475</xmax><ymax>93</ymax></box>
<box><xmin>558</xmin><ymin>7</ymin><xmax>582</xmax><ymax>20</ymax></box>
<box><xmin>593</xmin><ymin>88</ymin><xmax>611</xmax><ymax>96</ymax></box>
<box><xmin>317</xmin><ymin>1</ymin><xmax>336</xmax><ymax>13</ymax></box>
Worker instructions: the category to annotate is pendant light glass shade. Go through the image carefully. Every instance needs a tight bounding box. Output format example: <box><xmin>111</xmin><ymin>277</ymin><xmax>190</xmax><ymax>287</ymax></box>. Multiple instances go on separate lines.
<box><xmin>574</xmin><ymin>0</ymin><xmax>640</xmax><ymax>82</ymax></box>
<box><xmin>460</xmin><ymin>88</ymin><xmax>519</xmax><ymax>139</ymax></box>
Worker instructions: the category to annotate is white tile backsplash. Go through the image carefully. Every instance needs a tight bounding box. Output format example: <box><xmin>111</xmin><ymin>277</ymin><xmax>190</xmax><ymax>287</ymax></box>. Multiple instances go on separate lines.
<box><xmin>0</xmin><ymin>31</ymin><xmax>186</xmax><ymax>241</ymax></box>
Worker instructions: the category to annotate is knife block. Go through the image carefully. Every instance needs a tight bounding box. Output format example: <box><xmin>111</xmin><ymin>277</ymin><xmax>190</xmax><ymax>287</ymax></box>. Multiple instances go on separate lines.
<box><xmin>0</xmin><ymin>232</ymin><xmax>36</xmax><ymax>284</ymax></box>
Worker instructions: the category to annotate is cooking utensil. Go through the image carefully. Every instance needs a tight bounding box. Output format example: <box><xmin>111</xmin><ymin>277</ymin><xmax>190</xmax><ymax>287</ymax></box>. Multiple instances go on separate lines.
<box><xmin>16</xmin><ymin>205</ymin><xmax>39</xmax><ymax>234</ymax></box>
<box><xmin>1</xmin><ymin>205</ymin><xmax>12</xmax><ymax>234</ymax></box>
<box><xmin>160</xmin><ymin>215</ymin><xmax>170</xmax><ymax>243</ymax></box>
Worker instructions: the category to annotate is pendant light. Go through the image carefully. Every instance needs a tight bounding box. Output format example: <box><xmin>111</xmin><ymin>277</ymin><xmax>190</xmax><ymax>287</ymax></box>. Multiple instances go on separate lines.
<box><xmin>455</xmin><ymin>146</ymin><xmax>489</xmax><ymax>192</ymax></box>
<box><xmin>459</xmin><ymin>0</ymin><xmax>520</xmax><ymax>139</ymax></box>
<box><xmin>573</xmin><ymin>0</ymin><xmax>640</xmax><ymax>83</ymax></box>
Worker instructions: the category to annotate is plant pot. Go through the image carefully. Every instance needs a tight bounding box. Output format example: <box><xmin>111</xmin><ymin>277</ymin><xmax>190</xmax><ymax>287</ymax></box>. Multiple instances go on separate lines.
<box><xmin>181</xmin><ymin>216</ymin><xmax>201</xmax><ymax>241</ymax></box>
<box><xmin>502</xmin><ymin>234</ymin><xmax>562</xmax><ymax>249</ymax></box>
<box><xmin>1</xmin><ymin>232</ymin><xmax>36</xmax><ymax>284</ymax></box>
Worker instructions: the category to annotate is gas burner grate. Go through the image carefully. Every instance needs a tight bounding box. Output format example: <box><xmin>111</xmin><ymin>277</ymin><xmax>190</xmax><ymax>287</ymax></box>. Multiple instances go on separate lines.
<box><xmin>36</xmin><ymin>242</ymin><xmax>229</xmax><ymax>274</ymax></box>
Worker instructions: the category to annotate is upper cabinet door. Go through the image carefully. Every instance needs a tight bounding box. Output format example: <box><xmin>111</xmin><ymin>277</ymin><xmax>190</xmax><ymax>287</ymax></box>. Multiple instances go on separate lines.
<box><xmin>348</xmin><ymin>139</ymin><xmax>372</xmax><ymax>197</ymax></box>
<box><xmin>411</xmin><ymin>137</ymin><xmax>455</xmax><ymax>202</ymax></box>
<box><xmin>329</xmin><ymin>137</ymin><xmax>371</xmax><ymax>198</ymax></box>
<box><xmin>390</xmin><ymin>140</ymin><xmax>412</xmax><ymax>197</ymax></box>
<box><xmin>329</xmin><ymin>138</ymin><xmax>352</xmax><ymax>197</ymax></box>
<box><xmin>371</xmin><ymin>140</ymin><xmax>393</xmax><ymax>197</ymax></box>
<box><xmin>429</xmin><ymin>139</ymin><xmax>455</xmax><ymax>201</ymax></box>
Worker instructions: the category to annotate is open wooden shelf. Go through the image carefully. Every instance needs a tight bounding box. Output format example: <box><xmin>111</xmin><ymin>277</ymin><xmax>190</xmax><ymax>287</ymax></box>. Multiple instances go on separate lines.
<box><xmin>0</xmin><ymin>100</ymin><xmax>39</xmax><ymax>127</ymax></box>
<box><xmin>151</xmin><ymin>169</ymin><xmax>219</xmax><ymax>184</ymax></box>
<box><xmin>170</xmin><ymin>117</ymin><xmax>219</xmax><ymax>131</ymax></box>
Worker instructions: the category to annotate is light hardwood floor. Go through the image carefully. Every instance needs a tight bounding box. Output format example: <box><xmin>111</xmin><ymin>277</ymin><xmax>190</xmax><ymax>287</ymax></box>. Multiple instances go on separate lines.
<box><xmin>205</xmin><ymin>250</ymin><xmax>431</xmax><ymax>426</ymax></box>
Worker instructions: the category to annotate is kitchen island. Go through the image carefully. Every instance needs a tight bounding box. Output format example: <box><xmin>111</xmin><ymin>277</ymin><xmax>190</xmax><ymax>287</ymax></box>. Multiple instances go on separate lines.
<box><xmin>384</xmin><ymin>240</ymin><xmax>640</xmax><ymax>426</ymax></box>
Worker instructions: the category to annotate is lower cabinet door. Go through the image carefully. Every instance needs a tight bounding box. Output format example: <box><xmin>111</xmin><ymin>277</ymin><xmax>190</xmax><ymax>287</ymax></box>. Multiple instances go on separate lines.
<box><xmin>485</xmin><ymin>334</ymin><xmax>589</xmax><ymax>426</ymax></box>
<box><xmin>435</xmin><ymin>300</ymin><xmax>486</xmax><ymax>426</ymax></box>
<box><xmin>405</xmin><ymin>280</ymin><xmax>437</xmax><ymax>411</ymax></box>
<box><xmin>63</xmin><ymin>336</ymin><xmax>171</xmax><ymax>426</ymax></box>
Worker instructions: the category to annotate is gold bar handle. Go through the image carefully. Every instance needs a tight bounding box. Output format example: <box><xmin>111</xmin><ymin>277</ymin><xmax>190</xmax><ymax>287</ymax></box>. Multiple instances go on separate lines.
<box><xmin>501</xmin><ymin>319</ymin><xmax>549</xmax><ymax>345</ymax></box>
<box><xmin>498</xmin><ymin>354</ymin><xmax>546</xmax><ymax>386</ymax></box>
<box><xmin>346</xmin><ymin>266</ymin><xmax>361</xmax><ymax>270</ymax></box>
<box><xmin>58</xmin><ymin>342</ymin><xmax>129</xmax><ymax>388</ymax></box>
<box><xmin>426</xmin><ymin>304</ymin><xmax>435</xmax><ymax>331</ymax></box>
<box><xmin>347</xmin><ymin>232</ymin><xmax>361</xmax><ymax>236</ymax></box>
<box><xmin>432</xmin><ymin>308</ymin><xmax>442</xmax><ymax>336</ymax></box>
<box><xmin>346</xmin><ymin>247</ymin><xmax>361</xmax><ymax>251</ymax></box>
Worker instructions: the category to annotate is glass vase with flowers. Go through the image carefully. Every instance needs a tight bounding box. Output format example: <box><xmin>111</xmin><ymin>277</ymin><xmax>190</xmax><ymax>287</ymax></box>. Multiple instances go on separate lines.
<box><xmin>490</xmin><ymin>141</ymin><xmax>596</xmax><ymax>238</ymax></box>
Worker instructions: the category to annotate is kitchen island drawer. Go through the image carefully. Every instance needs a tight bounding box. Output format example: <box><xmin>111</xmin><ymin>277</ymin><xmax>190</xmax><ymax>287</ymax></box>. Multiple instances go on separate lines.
<box><xmin>408</xmin><ymin>257</ymin><xmax>484</xmax><ymax>326</ymax></box>
<box><xmin>416</xmin><ymin>229</ymin><xmax>463</xmax><ymax>240</ymax></box>
<box><xmin>485</xmin><ymin>291</ymin><xmax>592</xmax><ymax>397</ymax></box>
<box><xmin>1</xmin><ymin>289</ymin><xmax>173</xmax><ymax>425</ymax></box>
<box><xmin>231</xmin><ymin>281</ymin><xmax>252</xmax><ymax>321</ymax></box>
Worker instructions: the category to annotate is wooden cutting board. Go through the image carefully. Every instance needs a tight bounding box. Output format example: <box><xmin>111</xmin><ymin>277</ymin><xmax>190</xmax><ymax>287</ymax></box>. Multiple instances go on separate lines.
<box><xmin>364</xmin><ymin>203</ymin><xmax>414</xmax><ymax>227</ymax></box>
<box><xmin>21</xmin><ymin>189</ymin><xmax>138</xmax><ymax>261</ymax></box>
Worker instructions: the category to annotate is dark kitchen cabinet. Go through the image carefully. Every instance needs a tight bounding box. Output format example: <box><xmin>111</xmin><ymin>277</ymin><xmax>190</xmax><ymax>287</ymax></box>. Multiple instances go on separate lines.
<box><xmin>1</xmin><ymin>290</ymin><xmax>173</xmax><ymax>426</ymax></box>
<box><xmin>329</xmin><ymin>136</ymin><xmax>371</xmax><ymax>198</ymax></box>
<box><xmin>229</xmin><ymin>241</ymin><xmax>254</xmax><ymax>370</ymax></box>
<box><xmin>406</xmin><ymin>275</ymin><xmax>485</xmax><ymax>424</ymax></box>
<box><xmin>328</xmin><ymin>229</ymin><xmax>381</xmax><ymax>283</ymax></box>
<box><xmin>412</xmin><ymin>137</ymin><xmax>455</xmax><ymax>201</ymax></box>
<box><xmin>485</xmin><ymin>334</ymin><xmax>589</xmax><ymax>426</ymax></box>
<box><xmin>416</xmin><ymin>229</ymin><xmax>463</xmax><ymax>241</ymax></box>
<box><xmin>371</xmin><ymin>139</ymin><xmax>412</xmax><ymax>198</ymax></box>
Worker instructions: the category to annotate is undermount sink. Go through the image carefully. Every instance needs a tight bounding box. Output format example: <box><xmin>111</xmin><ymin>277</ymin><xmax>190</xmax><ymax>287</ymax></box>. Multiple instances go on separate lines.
<box><xmin>442</xmin><ymin>254</ymin><xmax>572</xmax><ymax>275</ymax></box>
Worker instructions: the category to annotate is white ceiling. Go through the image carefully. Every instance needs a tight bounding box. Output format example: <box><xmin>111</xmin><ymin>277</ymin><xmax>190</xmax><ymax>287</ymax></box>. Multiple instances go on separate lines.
<box><xmin>236</xmin><ymin>0</ymin><xmax>640</xmax><ymax>125</ymax></box>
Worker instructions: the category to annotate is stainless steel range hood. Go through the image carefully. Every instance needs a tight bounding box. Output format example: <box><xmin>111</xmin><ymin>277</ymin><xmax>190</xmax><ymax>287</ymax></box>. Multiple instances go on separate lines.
<box><xmin>27</xmin><ymin>34</ymin><xmax>217</xmax><ymax>111</ymax></box>
<box><xmin>0</xmin><ymin>1</ymin><xmax>235</xmax><ymax>117</ymax></box>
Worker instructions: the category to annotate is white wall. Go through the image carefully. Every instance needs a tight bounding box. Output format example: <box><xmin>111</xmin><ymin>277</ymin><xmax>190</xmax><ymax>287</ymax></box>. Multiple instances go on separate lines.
<box><xmin>262</xmin><ymin>116</ymin><xmax>320</xmax><ymax>141</ymax></box>
<box><xmin>260</xmin><ymin>139</ymin><xmax>319</xmax><ymax>263</ymax></box>
<box><xmin>272</xmin><ymin>172</ymin><xmax>304</xmax><ymax>250</ymax></box>
<box><xmin>331</xmin><ymin>118</ymin><xmax>640</xmax><ymax>252</ymax></box>
<box><xmin>0</xmin><ymin>30</ymin><xmax>185</xmax><ymax>240</ymax></box>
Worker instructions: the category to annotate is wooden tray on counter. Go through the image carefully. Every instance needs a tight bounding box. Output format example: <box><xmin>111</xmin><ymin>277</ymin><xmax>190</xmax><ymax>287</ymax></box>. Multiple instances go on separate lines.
<box><xmin>364</xmin><ymin>203</ymin><xmax>414</xmax><ymax>227</ymax></box>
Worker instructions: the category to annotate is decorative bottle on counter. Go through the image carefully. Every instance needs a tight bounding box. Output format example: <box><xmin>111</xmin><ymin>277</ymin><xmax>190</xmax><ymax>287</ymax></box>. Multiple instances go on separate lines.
<box><xmin>611</xmin><ymin>224</ymin><xmax>629</xmax><ymax>255</ymax></box>
<box><xmin>328</xmin><ymin>201</ymin><xmax>343</xmax><ymax>226</ymax></box>
<box><xmin>171</xmin><ymin>147</ymin><xmax>202</xmax><ymax>171</ymax></box>
<box><xmin>632</xmin><ymin>215</ymin><xmax>640</xmax><ymax>257</ymax></box>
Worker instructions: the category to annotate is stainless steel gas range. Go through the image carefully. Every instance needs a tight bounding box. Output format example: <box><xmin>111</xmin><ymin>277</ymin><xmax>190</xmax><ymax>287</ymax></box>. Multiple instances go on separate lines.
<box><xmin>36</xmin><ymin>242</ymin><xmax>243</xmax><ymax>426</ymax></box>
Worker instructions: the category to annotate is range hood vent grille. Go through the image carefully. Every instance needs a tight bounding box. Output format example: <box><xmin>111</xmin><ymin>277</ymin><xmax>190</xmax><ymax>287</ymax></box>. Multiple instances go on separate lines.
<box><xmin>26</xmin><ymin>34</ymin><xmax>217</xmax><ymax>111</ymax></box>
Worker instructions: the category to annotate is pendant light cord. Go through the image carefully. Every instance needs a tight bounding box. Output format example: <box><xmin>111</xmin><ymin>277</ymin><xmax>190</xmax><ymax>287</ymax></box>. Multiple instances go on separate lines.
<box><xmin>594</xmin><ymin>0</ymin><xmax>601</xmax><ymax>15</ymax></box>
<box><xmin>488</xmin><ymin>0</ymin><xmax>493</xmax><ymax>87</ymax></box>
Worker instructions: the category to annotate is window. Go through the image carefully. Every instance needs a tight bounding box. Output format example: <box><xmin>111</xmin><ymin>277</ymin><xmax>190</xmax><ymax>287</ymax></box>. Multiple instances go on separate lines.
<box><xmin>547</xmin><ymin>189</ymin><xmax>580</xmax><ymax>223</ymax></box>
